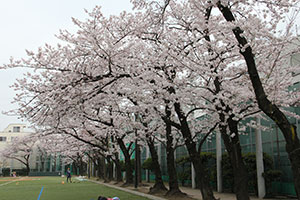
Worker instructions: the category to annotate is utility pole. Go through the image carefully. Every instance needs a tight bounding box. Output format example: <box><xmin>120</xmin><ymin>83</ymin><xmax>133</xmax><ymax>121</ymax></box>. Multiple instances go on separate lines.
<box><xmin>216</xmin><ymin>131</ymin><xmax>222</xmax><ymax>192</ymax></box>
<box><xmin>256</xmin><ymin>117</ymin><xmax>266</xmax><ymax>198</ymax></box>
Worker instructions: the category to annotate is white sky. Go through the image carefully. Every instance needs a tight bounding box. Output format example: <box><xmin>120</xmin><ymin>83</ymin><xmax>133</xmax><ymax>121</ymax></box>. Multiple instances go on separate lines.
<box><xmin>0</xmin><ymin>0</ymin><xmax>132</xmax><ymax>131</ymax></box>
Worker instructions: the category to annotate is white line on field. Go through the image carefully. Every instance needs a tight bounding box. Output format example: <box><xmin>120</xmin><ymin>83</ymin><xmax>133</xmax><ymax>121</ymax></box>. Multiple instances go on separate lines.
<box><xmin>0</xmin><ymin>178</ymin><xmax>23</xmax><ymax>187</ymax></box>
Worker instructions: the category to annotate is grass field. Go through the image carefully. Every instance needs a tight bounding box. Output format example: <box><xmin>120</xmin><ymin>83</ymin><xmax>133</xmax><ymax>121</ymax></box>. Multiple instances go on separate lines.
<box><xmin>0</xmin><ymin>177</ymin><xmax>151</xmax><ymax>200</ymax></box>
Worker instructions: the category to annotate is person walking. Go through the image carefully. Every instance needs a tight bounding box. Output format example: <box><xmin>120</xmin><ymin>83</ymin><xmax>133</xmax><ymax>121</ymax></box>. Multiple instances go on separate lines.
<box><xmin>66</xmin><ymin>168</ymin><xmax>72</xmax><ymax>183</ymax></box>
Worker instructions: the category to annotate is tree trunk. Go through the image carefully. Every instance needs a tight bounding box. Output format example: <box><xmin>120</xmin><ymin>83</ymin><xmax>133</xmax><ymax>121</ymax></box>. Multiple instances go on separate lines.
<box><xmin>97</xmin><ymin>157</ymin><xmax>104</xmax><ymax>179</ymax></box>
<box><xmin>22</xmin><ymin>156</ymin><xmax>30</xmax><ymax>176</ymax></box>
<box><xmin>147</xmin><ymin>138</ymin><xmax>168</xmax><ymax>194</ymax></box>
<box><xmin>117</xmin><ymin>138</ymin><xmax>134</xmax><ymax>185</ymax></box>
<box><xmin>221</xmin><ymin>121</ymin><xmax>250</xmax><ymax>200</ymax></box>
<box><xmin>165</xmin><ymin>105</ymin><xmax>185</xmax><ymax>197</ymax></box>
<box><xmin>101</xmin><ymin>156</ymin><xmax>108</xmax><ymax>182</ymax></box>
<box><xmin>217</xmin><ymin>2</ymin><xmax>300</xmax><ymax>198</ymax></box>
<box><xmin>72</xmin><ymin>162</ymin><xmax>78</xmax><ymax>176</ymax></box>
<box><xmin>214</xmin><ymin>81</ymin><xmax>250</xmax><ymax>200</ymax></box>
<box><xmin>165</xmin><ymin>131</ymin><xmax>185</xmax><ymax>196</ymax></box>
<box><xmin>113</xmin><ymin>154</ymin><xmax>123</xmax><ymax>182</ymax></box>
<box><xmin>211</xmin><ymin>46</ymin><xmax>250</xmax><ymax>199</ymax></box>
<box><xmin>134</xmin><ymin>134</ymin><xmax>141</xmax><ymax>188</ymax></box>
<box><xmin>91</xmin><ymin>158</ymin><xmax>97</xmax><ymax>178</ymax></box>
<box><xmin>78</xmin><ymin>158</ymin><xmax>86</xmax><ymax>176</ymax></box>
<box><xmin>193</xmin><ymin>154</ymin><xmax>216</xmax><ymax>200</ymax></box>
<box><xmin>106</xmin><ymin>156</ymin><xmax>113</xmax><ymax>182</ymax></box>
<box><xmin>174</xmin><ymin>102</ymin><xmax>216</xmax><ymax>200</ymax></box>
<box><xmin>25</xmin><ymin>163</ymin><xmax>30</xmax><ymax>176</ymax></box>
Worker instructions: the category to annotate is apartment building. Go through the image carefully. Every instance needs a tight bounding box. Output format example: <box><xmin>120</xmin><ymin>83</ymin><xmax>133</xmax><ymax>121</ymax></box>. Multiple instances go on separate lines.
<box><xmin>0</xmin><ymin>124</ymin><xmax>66</xmax><ymax>176</ymax></box>
<box><xmin>0</xmin><ymin>123</ymin><xmax>37</xmax><ymax>172</ymax></box>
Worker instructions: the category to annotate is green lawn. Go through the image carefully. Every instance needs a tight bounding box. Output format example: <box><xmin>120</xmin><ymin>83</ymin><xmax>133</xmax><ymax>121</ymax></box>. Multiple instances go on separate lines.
<box><xmin>0</xmin><ymin>177</ymin><xmax>151</xmax><ymax>200</ymax></box>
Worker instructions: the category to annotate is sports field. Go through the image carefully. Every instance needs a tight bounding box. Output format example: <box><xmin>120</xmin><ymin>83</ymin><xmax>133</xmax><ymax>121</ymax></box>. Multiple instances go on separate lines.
<box><xmin>0</xmin><ymin>177</ymin><xmax>151</xmax><ymax>200</ymax></box>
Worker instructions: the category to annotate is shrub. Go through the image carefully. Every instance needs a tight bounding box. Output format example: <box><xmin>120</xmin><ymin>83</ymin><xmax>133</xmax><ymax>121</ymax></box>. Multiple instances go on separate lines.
<box><xmin>142</xmin><ymin>158</ymin><xmax>155</xmax><ymax>171</ymax></box>
<box><xmin>14</xmin><ymin>168</ymin><xmax>28</xmax><ymax>176</ymax></box>
<box><xmin>2</xmin><ymin>168</ymin><xmax>10</xmax><ymax>177</ymax></box>
<box><xmin>219</xmin><ymin>152</ymin><xmax>281</xmax><ymax>196</ymax></box>
<box><xmin>120</xmin><ymin>159</ymin><xmax>134</xmax><ymax>172</ymax></box>
<box><xmin>176</xmin><ymin>152</ymin><xmax>216</xmax><ymax>187</ymax></box>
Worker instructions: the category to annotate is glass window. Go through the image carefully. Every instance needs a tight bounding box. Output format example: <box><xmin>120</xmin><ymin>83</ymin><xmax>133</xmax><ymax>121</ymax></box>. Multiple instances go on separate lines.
<box><xmin>13</xmin><ymin>126</ymin><xmax>20</xmax><ymax>132</ymax></box>
<box><xmin>291</xmin><ymin>53</ymin><xmax>300</xmax><ymax>65</ymax></box>
<box><xmin>0</xmin><ymin>137</ymin><xmax>7</xmax><ymax>142</ymax></box>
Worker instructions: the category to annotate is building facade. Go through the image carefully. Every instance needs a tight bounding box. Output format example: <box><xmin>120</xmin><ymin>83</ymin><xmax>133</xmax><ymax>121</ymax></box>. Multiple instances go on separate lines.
<box><xmin>0</xmin><ymin>124</ymin><xmax>36</xmax><ymax>174</ymax></box>
<box><xmin>0</xmin><ymin>124</ymin><xmax>65</xmax><ymax>176</ymax></box>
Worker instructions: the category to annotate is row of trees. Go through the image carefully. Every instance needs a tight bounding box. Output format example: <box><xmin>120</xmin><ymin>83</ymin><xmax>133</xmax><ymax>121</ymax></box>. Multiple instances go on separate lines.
<box><xmin>1</xmin><ymin>1</ymin><xmax>300</xmax><ymax>200</ymax></box>
<box><xmin>0</xmin><ymin>132</ymin><xmax>90</xmax><ymax>176</ymax></box>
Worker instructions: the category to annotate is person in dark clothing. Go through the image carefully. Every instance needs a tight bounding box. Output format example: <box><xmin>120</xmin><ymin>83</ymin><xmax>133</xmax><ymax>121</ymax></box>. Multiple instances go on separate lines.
<box><xmin>66</xmin><ymin>168</ymin><xmax>72</xmax><ymax>183</ymax></box>
<box><xmin>98</xmin><ymin>196</ymin><xmax>107</xmax><ymax>200</ymax></box>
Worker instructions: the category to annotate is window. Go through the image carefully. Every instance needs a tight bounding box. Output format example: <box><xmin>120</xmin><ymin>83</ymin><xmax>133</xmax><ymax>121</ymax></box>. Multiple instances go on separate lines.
<box><xmin>291</xmin><ymin>53</ymin><xmax>300</xmax><ymax>76</ymax></box>
<box><xmin>0</xmin><ymin>137</ymin><xmax>7</xmax><ymax>142</ymax></box>
<box><xmin>13</xmin><ymin>126</ymin><xmax>20</xmax><ymax>132</ymax></box>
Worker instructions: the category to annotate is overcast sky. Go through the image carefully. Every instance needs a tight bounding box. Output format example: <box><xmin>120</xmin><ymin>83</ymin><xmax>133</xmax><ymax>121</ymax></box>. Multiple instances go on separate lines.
<box><xmin>0</xmin><ymin>0</ymin><xmax>132</xmax><ymax>131</ymax></box>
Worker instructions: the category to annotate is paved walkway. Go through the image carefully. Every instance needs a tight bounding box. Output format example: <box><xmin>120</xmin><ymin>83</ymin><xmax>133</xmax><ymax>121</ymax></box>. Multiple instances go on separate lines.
<box><xmin>90</xmin><ymin>180</ymin><xmax>266</xmax><ymax>200</ymax></box>
<box><xmin>179</xmin><ymin>187</ymin><xmax>260</xmax><ymax>200</ymax></box>
<box><xmin>90</xmin><ymin>180</ymin><xmax>166</xmax><ymax>200</ymax></box>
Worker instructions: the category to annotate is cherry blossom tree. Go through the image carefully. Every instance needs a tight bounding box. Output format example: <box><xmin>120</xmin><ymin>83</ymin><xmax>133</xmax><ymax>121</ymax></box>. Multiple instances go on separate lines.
<box><xmin>4</xmin><ymin>7</ymin><xmax>148</xmax><ymax>185</ymax></box>
<box><xmin>212</xmin><ymin>1</ymin><xmax>300</xmax><ymax>198</ymax></box>
<box><xmin>130</xmin><ymin>1</ymin><xmax>300</xmax><ymax>199</ymax></box>
<box><xmin>0</xmin><ymin>134</ymin><xmax>37</xmax><ymax>175</ymax></box>
<box><xmin>38</xmin><ymin>134</ymin><xmax>89</xmax><ymax>176</ymax></box>
<box><xmin>3</xmin><ymin>1</ymin><xmax>300</xmax><ymax>200</ymax></box>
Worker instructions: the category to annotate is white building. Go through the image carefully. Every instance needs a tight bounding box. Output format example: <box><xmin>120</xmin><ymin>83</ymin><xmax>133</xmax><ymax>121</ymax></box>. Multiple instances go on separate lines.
<box><xmin>291</xmin><ymin>53</ymin><xmax>300</xmax><ymax>84</ymax></box>
<box><xmin>0</xmin><ymin>124</ymin><xmax>65</xmax><ymax>176</ymax></box>
<box><xmin>0</xmin><ymin>124</ymin><xmax>37</xmax><ymax>174</ymax></box>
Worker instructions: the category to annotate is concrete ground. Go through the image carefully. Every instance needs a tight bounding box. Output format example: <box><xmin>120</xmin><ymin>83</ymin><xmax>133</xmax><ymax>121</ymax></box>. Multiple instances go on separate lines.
<box><xmin>91</xmin><ymin>180</ymin><xmax>272</xmax><ymax>200</ymax></box>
